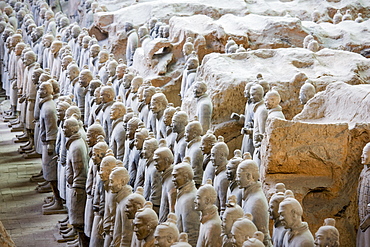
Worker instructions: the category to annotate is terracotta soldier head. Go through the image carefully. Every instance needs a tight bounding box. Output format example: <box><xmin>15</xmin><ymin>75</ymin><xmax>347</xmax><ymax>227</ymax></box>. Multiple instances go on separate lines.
<box><xmin>143</xmin><ymin>86</ymin><xmax>156</xmax><ymax>106</ymax></box>
<box><xmin>268</xmin><ymin>183</ymin><xmax>286</xmax><ymax>222</ymax></box>
<box><xmin>99</xmin><ymin>84</ymin><xmax>115</xmax><ymax>103</ymax></box>
<box><xmin>222</xmin><ymin>195</ymin><xmax>244</xmax><ymax>237</ymax></box>
<box><xmin>211</xmin><ymin>136</ymin><xmax>229</xmax><ymax>173</ymax></box>
<box><xmin>86</xmin><ymin>119</ymin><xmax>106</xmax><ymax>147</ymax></box>
<box><xmin>361</xmin><ymin>143</ymin><xmax>370</xmax><ymax>166</ymax></box>
<box><xmin>126</xmin><ymin>117</ymin><xmax>141</xmax><ymax>140</ymax></box>
<box><xmin>163</xmin><ymin>103</ymin><xmax>176</xmax><ymax>127</ymax></box>
<box><xmin>63</xmin><ymin>116</ymin><xmax>80</xmax><ymax>138</ymax></box>
<box><xmin>226</xmin><ymin>150</ymin><xmax>243</xmax><ymax>182</ymax></box>
<box><xmin>154</xmin><ymin>139</ymin><xmax>173</xmax><ymax>172</ymax></box>
<box><xmin>116</xmin><ymin>61</ymin><xmax>127</xmax><ymax>79</ymax></box>
<box><xmin>109</xmin><ymin>166</ymin><xmax>130</xmax><ymax>193</ymax></box>
<box><xmin>171</xmin><ymin>233</ymin><xmax>192</xmax><ymax>247</ymax></box>
<box><xmin>125</xmin><ymin>187</ymin><xmax>146</xmax><ymax>219</ymax></box>
<box><xmin>150</xmin><ymin>92</ymin><xmax>168</xmax><ymax>114</ymax></box>
<box><xmin>200</xmin><ymin>130</ymin><xmax>217</xmax><ymax>156</ymax></box>
<box><xmin>57</xmin><ymin>101</ymin><xmax>71</xmax><ymax>122</ymax></box>
<box><xmin>92</xmin><ymin>135</ymin><xmax>109</xmax><ymax>165</ymax></box>
<box><xmin>193</xmin><ymin>81</ymin><xmax>207</xmax><ymax>99</ymax></box>
<box><xmin>172</xmin><ymin>157</ymin><xmax>193</xmax><ymax>189</ymax></box>
<box><xmin>51</xmin><ymin>40</ymin><xmax>63</xmax><ymax>55</ymax></box>
<box><xmin>79</xmin><ymin>69</ymin><xmax>93</xmax><ymax>88</ymax></box>
<box><xmin>185</xmin><ymin>120</ymin><xmax>202</xmax><ymax>143</ymax></box>
<box><xmin>154</xmin><ymin>213</ymin><xmax>180</xmax><ymax>247</ymax></box>
<box><xmin>89</xmin><ymin>78</ymin><xmax>102</xmax><ymax>97</ymax></box>
<box><xmin>264</xmin><ymin>89</ymin><xmax>281</xmax><ymax>110</ymax></box>
<box><xmin>38</xmin><ymin>81</ymin><xmax>53</xmax><ymax>99</ymax></box>
<box><xmin>171</xmin><ymin>108</ymin><xmax>189</xmax><ymax>135</ymax></box>
<box><xmin>142</xmin><ymin>135</ymin><xmax>159</xmax><ymax>161</ymax></box>
<box><xmin>249</xmin><ymin>84</ymin><xmax>264</xmax><ymax>104</ymax></box>
<box><xmin>67</xmin><ymin>63</ymin><xmax>80</xmax><ymax>81</ymax></box>
<box><xmin>194</xmin><ymin>180</ymin><xmax>217</xmax><ymax>212</ymax></box>
<box><xmin>134</xmin><ymin>124</ymin><xmax>149</xmax><ymax>151</ymax></box>
<box><xmin>236</xmin><ymin>154</ymin><xmax>259</xmax><ymax>189</ymax></box>
<box><xmin>99</xmin><ymin>149</ymin><xmax>117</xmax><ymax>182</ymax></box>
<box><xmin>131</xmin><ymin>76</ymin><xmax>143</xmax><ymax>94</ymax></box>
<box><xmin>90</xmin><ymin>44</ymin><xmax>100</xmax><ymax>58</ymax></box>
<box><xmin>98</xmin><ymin>48</ymin><xmax>109</xmax><ymax>64</ymax></box>
<box><xmin>278</xmin><ymin>198</ymin><xmax>304</xmax><ymax>229</ymax></box>
<box><xmin>231</xmin><ymin>214</ymin><xmax>258</xmax><ymax>247</ymax></box>
<box><xmin>23</xmin><ymin>50</ymin><xmax>37</xmax><ymax>66</ymax></box>
<box><xmin>299</xmin><ymin>81</ymin><xmax>316</xmax><ymax>105</ymax></box>
<box><xmin>314</xmin><ymin>218</ymin><xmax>339</xmax><ymax>247</ymax></box>
<box><xmin>242</xmin><ymin>231</ymin><xmax>265</xmax><ymax>247</ymax></box>
<box><xmin>110</xmin><ymin>99</ymin><xmax>126</xmax><ymax>120</ymax></box>
<box><xmin>133</xmin><ymin>202</ymin><xmax>159</xmax><ymax>240</ymax></box>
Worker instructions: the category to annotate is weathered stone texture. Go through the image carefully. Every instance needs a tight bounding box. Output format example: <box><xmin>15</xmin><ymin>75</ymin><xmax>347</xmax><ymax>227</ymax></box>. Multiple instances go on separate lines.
<box><xmin>261</xmin><ymin>83</ymin><xmax>370</xmax><ymax>246</ymax></box>
<box><xmin>0</xmin><ymin>221</ymin><xmax>16</xmax><ymax>247</ymax></box>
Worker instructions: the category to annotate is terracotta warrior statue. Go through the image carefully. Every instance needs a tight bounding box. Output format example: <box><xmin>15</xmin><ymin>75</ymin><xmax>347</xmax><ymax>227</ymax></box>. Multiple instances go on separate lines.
<box><xmin>124</xmin><ymin>21</ymin><xmax>138</xmax><ymax>66</ymax></box>
<box><xmin>38</xmin><ymin>81</ymin><xmax>62</xmax><ymax>213</ymax></box>
<box><xmin>184</xmin><ymin>119</ymin><xmax>204</xmax><ymax>188</ymax></box>
<box><xmin>357</xmin><ymin>142</ymin><xmax>370</xmax><ymax>247</ymax></box>
<box><xmin>154</xmin><ymin>213</ymin><xmax>180</xmax><ymax>247</ymax></box>
<box><xmin>109</xmin><ymin>98</ymin><xmax>126</xmax><ymax>161</ymax></box>
<box><xmin>194</xmin><ymin>81</ymin><xmax>212</xmax><ymax>135</ymax></box>
<box><xmin>153</xmin><ymin>139</ymin><xmax>176</xmax><ymax>223</ymax></box>
<box><xmin>172</xmin><ymin>108</ymin><xmax>189</xmax><ymax>164</ymax></box>
<box><xmin>142</xmin><ymin>135</ymin><xmax>161</xmax><ymax>215</ymax></box>
<box><xmin>99</xmin><ymin>149</ymin><xmax>118</xmax><ymax>247</ymax></box>
<box><xmin>110</xmin><ymin>166</ymin><xmax>133</xmax><ymax>247</ymax></box>
<box><xmin>231</xmin><ymin>213</ymin><xmax>258</xmax><ymax>247</ymax></box>
<box><xmin>299</xmin><ymin>81</ymin><xmax>316</xmax><ymax>105</ymax></box>
<box><xmin>172</xmin><ymin>158</ymin><xmax>200</xmax><ymax>246</ymax></box>
<box><xmin>132</xmin><ymin>202</ymin><xmax>159</xmax><ymax>247</ymax></box>
<box><xmin>251</xmin><ymin>84</ymin><xmax>267</xmax><ymax>166</ymax></box>
<box><xmin>278</xmin><ymin>197</ymin><xmax>314</xmax><ymax>247</ymax></box>
<box><xmin>64</xmin><ymin>116</ymin><xmax>89</xmax><ymax>247</ymax></box>
<box><xmin>314</xmin><ymin>218</ymin><xmax>339</xmax><ymax>247</ymax></box>
<box><xmin>88</xmin><ymin>136</ymin><xmax>108</xmax><ymax>247</ymax></box>
<box><xmin>171</xmin><ymin>233</ymin><xmax>192</xmax><ymax>247</ymax></box>
<box><xmin>242</xmin><ymin>231</ymin><xmax>265</xmax><ymax>247</ymax></box>
<box><xmin>268</xmin><ymin>183</ymin><xmax>287</xmax><ymax>247</ymax></box>
<box><xmin>264</xmin><ymin>89</ymin><xmax>285</xmax><ymax>120</ymax></box>
<box><xmin>132</xmin><ymin>125</ymin><xmax>149</xmax><ymax>190</ymax></box>
<box><xmin>195</xmin><ymin>180</ymin><xmax>222</xmax><ymax>247</ymax></box>
<box><xmin>99</xmin><ymin>84</ymin><xmax>115</xmax><ymax>143</ymax></box>
<box><xmin>201</xmin><ymin>130</ymin><xmax>217</xmax><ymax>184</ymax></box>
<box><xmin>226</xmin><ymin>150</ymin><xmax>243</xmax><ymax>206</ymax></box>
<box><xmin>211</xmin><ymin>136</ymin><xmax>229</xmax><ymax>215</ymax></box>
<box><xmin>150</xmin><ymin>92</ymin><xmax>168</xmax><ymax>140</ymax></box>
<box><xmin>236</xmin><ymin>154</ymin><xmax>271</xmax><ymax>246</ymax></box>
<box><xmin>221</xmin><ymin>195</ymin><xmax>244</xmax><ymax>247</ymax></box>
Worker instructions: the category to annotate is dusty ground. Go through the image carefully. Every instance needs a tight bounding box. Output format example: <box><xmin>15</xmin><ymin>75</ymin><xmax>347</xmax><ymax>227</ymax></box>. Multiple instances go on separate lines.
<box><xmin>0</xmin><ymin>116</ymin><xmax>66</xmax><ymax>247</ymax></box>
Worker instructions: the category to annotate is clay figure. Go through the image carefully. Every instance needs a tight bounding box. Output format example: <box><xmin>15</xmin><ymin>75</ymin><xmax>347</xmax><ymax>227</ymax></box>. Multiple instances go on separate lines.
<box><xmin>184</xmin><ymin>119</ymin><xmax>203</xmax><ymax>187</ymax></box>
<box><xmin>194</xmin><ymin>81</ymin><xmax>212</xmax><ymax>135</ymax></box>
<box><xmin>279</xmin><ymin>198</ymin><xmax>314</xmax><ymax>247</ymax></box>
<box><xmin>201</xmin><ymin>130</ymin><xmax>217</xmax><ymax>185</ymax></box>
<box><xmin>172</xmin><ymin>158</ymin><xmax>200</xmax><ymax>246</ymax></box>
<box><xmin>236</xmin><ymin>154</ymin><xmax>271</xmax><ymax>246</ymax></box>
<box><xmin>153</xmin><ymin>139</ymin><xmax>176</xmax><ymax>223</ymax></box>
<box><xmin>194</xmin><ymin>180</ymin><xmax>222</xmax><ymax>247</ymax></box>
<box><xmin>314</xmin><ymin>218</ymin><xmax>339</xmax><ymax>247</ymax></box>
<box><xmin>153</xmin><ymin>213</ymin><xmax>180</xmax><ymax>247</ymax></box>
<box><xmin>230</xmin><ymin>213</ymin><xmax>258</xmax><ymax>247</ymax></box>
<box><xmin>221</xmin><ymin>195</ymin><xmax>244</xmax><ymax>247</ymax></box>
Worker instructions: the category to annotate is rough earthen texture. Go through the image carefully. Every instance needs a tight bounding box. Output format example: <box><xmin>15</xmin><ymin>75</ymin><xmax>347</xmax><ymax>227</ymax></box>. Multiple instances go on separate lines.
<box><xmin>294</xmin><ymin>82</ymin><xmax>370</xmax><ymax>128</ymax></box>
<box><xmin>261</xmin><ymin>83</ymin><xmax>370</xmax><ymax>246</ymax></box>
<box><xmin>0</xmin><ymin>221</ymin><xmax>16</xmax><ymax>247</ymax></box>
<box><xmin>302</xmin><ymin>19</ymin><xmax>370</xmax><ymax>55</ymax></box>
<box><xmin>181</xmin><ymin>48</ymin><xmax>370</xmax><ymax>155</ymax></box>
